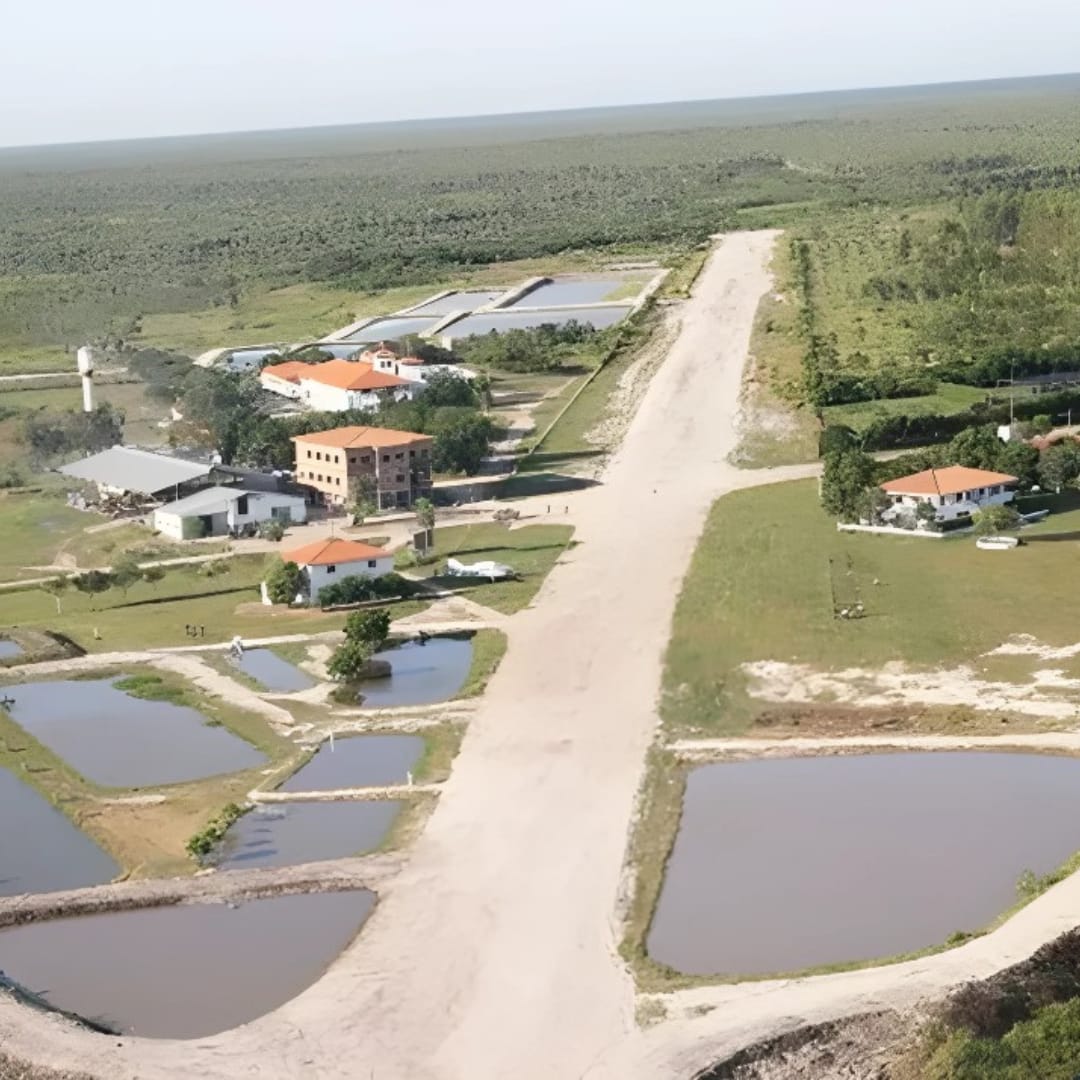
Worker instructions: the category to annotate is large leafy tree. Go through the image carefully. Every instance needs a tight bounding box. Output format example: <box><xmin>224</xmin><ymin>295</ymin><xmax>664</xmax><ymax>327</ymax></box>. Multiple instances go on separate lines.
<box><xmin>344</xmin><ymin>608</ymin><xmax>391</xmax><ymax>651</ymax></box>
<box><xmin>820</xmin><ymin>447</ymin><xmax>875</xmax><ymax>521</ymax></box>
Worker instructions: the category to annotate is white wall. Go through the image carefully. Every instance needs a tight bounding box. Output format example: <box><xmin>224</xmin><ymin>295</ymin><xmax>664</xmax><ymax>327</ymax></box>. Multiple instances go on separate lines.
<box><xmin>300</xmin><ymin>379</ymin><xmax>417</xmax><ymax>412</ymax></box>
<box><xmin>153</xmin><ymin>492</ymin><xmax>307</xmax><ymax>540</ymax></box>
<box><xmin>883</xmin><ymin>488</ymin><xmax>1014</xmax><ymax>523</ymax></box>
<box><xmin>260</xmin><ymin>373</ymin><xmax>303</xmax><ymax>399</ymax></box>
<box><xmin>303</xmin><ymin>554</ymin><xmax>394</xmax><ymax>597</ymax></box>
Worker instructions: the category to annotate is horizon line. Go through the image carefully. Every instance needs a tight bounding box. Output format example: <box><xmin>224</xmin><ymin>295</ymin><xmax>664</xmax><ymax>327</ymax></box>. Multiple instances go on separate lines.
<box><xmin>3</xmin><ymin>68</ymin><xmax>1079</xmax><ymax>154</ymax></box>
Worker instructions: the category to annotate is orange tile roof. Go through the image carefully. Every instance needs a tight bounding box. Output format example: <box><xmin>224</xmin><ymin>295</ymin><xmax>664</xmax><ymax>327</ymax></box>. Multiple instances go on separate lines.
<box><xmin>880</xmin><ymin>465</ymin><xmax>1018</xmax><ymax>497</ymax></box>
<box><xmin>283</xmin><ymin>537</ymin><xmax>391</xmax><ymax>567</ymax></box>
<box><xmin>291</xmin><ymin>425</ymin><xmax>432</xmax><ymax>449</ymax></box>
<box><xmin>299</xmin><ymin>359</ymin><xmax>408</xmax><ymax>391</ymax></box>
<box><xmin>260</xmin><ymin>360</ymin><xmax>308</xmax><ymax>383</ymax></box>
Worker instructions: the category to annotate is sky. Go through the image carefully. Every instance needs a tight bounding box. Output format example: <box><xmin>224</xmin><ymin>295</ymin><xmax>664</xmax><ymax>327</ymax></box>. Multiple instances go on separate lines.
<box><xmin>3</xmin><ymin>0</ymin><xmax>1080</xmax><ymax>147</ymax></box>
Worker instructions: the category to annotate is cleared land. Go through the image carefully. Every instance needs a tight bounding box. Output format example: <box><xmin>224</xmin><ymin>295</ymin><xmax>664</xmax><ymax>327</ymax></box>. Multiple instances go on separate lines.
<box><xmin>662</xmin><ymin>479</ymin><xmax>1080</xmax><ymax>735</ymax></box>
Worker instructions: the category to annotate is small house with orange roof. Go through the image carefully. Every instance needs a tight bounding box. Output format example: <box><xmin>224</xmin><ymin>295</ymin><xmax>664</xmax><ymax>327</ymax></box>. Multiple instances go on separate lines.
<box><xmin>360</xmin><ymin>341</ymin><xmax>477</xmax><ymax>386</ymax></box>
<box><xmin>879</xmin><ymin>465</ymin><xmax>1017</xmax><ymax>523</ymax></box>
<box><xmin>282</xmin><ymin>537</ymin><xmax>394</xmax><ymax>598</ymax></box>
<box><xmin>260</xmin><ymin>357</ymin><xmax>416</xmax><ymax>412</ymax></box>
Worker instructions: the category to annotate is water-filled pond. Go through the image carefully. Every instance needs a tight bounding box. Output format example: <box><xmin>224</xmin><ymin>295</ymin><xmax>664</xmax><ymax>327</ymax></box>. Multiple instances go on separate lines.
<box><xmin>0</xmin><ymin>639</ymin><xmax>24</xmax><ymax>659</ymax></box>
<box><xmin>405</xmin><ymin>290</ymin><xmax>504</xmax><ymax>316</ymax></box>
<box><xmin>649</xmin><ymin>753</ymin><xmax>1080</xmax><ymax>976</ymax></box>
<box><xmin>214</xmin><ymin>801</ymin><xmax>402</xmax><ymax>870</ymax></box>
<box><xmin>509</xmin><ymin>279</ymin><xmax>622</xmax><ymax>307</ymax></box>
<box><xmin>0</xmin><ymin>767</ymin><xmax>118</xmax><ymax>896</ymax></box>
<box><xmin>225</xmin><ymin>348</ymin><xmax>279</xmax><ymax>371</ymax></box>
<box><xmin>4</xmin><ymin>677</ymin><xmax>266</xmax><ymax>787</ymax></box>
<box><xmin>341</xmin><ymin>317</ymin><xmax>442</xmax><ymax>343</ymax></box>
<box><xmin>282</xmin><ymin>734</ymin><xmax>425</xmax><ymax>791</ymax></box>
<box><xmin>232</xmin><ymin>648</ymin><xmax>316</xmax><ymax>693</ymax></box>
<box><xmin>0</xmin><ymin>891</ymin><xmax>373</xmax><ymax>1038</ymax></box>
<box><xmin>358</xmin><ymin>636</ymin><xmax>472</xmax><ymax>708</ymax></box>
<box><xmin>445</xmin><ymin>305</ymin><xmax>631</xmax><ymax>339</ymax></box>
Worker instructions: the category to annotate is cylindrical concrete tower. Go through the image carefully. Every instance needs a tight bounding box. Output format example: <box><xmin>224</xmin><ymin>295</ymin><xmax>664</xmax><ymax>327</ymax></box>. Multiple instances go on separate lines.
<box><xmin>76</xmin><ymin>346</ymin><xmax>94</xmax><ymax>412</ymax></box>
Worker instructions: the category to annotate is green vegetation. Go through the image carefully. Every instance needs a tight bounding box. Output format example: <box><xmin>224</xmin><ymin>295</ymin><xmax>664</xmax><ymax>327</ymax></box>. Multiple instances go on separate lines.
<box><xmin>460</xmin><ymin>630</ymin><xmax>509</xmax><ymax>697</ymax></box>
<box><xmin>114</xmin><ymin>672</ymin><xmax>190</xmax><ymax>706</ymax></box>
<box><xmin>186</xmin><ymin>802</ymin><xmax>246</xmax><ymax>859</ymax></box>
<box><xmin>417</xmin><ymin>522</ymin><xmax>574</xmax><ymax>614</ymax></box>
<box><xmin>264</xmin><ymin>558</ymin><xmax>303</xmax><ymax>604</ymax></box>
<box><xmin>662</xmin><ymin>479</ymin><xmax>1080</xmax><ymax>734</ymax></box>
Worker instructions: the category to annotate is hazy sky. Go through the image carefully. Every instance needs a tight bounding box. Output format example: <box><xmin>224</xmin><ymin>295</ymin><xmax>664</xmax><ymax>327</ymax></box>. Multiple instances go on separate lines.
<box><xmin>3</xmin><ymin>0</ymin><xmax>1078</xmax><ymax>147</ymax></box>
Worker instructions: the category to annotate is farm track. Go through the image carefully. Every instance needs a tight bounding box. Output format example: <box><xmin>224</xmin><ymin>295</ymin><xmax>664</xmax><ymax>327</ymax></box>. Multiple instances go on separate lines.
<box><xmin>11</xmin><ymin>229</ymin><xmax>1080</xmax><ymax>1079</ymax></box>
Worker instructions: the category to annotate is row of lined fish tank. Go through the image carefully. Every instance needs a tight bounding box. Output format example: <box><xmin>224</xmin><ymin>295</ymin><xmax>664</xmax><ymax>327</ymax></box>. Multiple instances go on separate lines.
<box><xmin>0</xmin><ymin>633</ymin><xmax>474</xmax><ymax>1037</ymax></box>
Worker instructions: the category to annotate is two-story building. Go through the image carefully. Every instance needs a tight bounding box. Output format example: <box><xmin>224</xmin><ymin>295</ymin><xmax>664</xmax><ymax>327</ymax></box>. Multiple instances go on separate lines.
<box><xmin>292</xmin><ymin>425</ymin><xmax>434</xmax><ymax>510</ymax></box>
<box><xmin>880</xmin><ymin>465</ymin><xmax>1018</xmax><ymax>523</ymax></box>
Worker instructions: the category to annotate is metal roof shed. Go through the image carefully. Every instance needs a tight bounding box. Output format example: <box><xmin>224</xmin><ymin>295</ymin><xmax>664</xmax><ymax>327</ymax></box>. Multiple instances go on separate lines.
<box><xmin>59</xmin><ymin>446</ymin><xmax>215</xmax><ymax>498</ymax></box>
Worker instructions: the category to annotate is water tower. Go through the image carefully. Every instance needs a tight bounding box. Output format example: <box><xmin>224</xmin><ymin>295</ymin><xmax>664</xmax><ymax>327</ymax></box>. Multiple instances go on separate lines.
<box><xmin>76</xmin><ymin>346</ymin><xmax>94</xmax><ymax>412</ymax></box>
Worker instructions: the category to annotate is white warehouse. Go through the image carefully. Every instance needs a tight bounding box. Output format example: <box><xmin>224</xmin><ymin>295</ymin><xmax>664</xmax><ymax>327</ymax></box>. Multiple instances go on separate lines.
<box><xmin>153</xmin><ymin>487</ymin><xmax>307</xmax><ymax>540</ymax></box>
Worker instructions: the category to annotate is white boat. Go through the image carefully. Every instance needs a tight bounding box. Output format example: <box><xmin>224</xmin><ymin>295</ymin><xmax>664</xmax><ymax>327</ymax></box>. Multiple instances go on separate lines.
<box><xmin>976</xmin><ymin>536</ymin><xmax>1019</xmax><ymax>550</ymax></box>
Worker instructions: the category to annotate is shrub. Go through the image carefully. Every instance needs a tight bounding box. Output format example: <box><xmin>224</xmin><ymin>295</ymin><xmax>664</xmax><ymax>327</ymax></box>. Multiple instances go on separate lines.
<box><xmin>317</xmin><ymin>572</ymin><xmax>410</xmax><ymax>607</ymax></box>
<box><xmin>264</xmin><ymin>558</ymin><xmax>303</xmax><ymax>603</ymax></box>
<box><xmin>327</xmin><ymin>640</ymin><xmax>373</xmax><ymax>682</ymax></box>
<box><xmin>344</xmin><ymin>608</ymin><xmax>390</xmax><ymax>650</ymax></box>
<box><xmin>258</xmin><ymin>518</ymin><xmax>285</xmax><ymax>542</ymax></box>
<box><xmin>186</xmin><ymin>802</ymin><xmax>245</xmax><ymax>859</ymax></box>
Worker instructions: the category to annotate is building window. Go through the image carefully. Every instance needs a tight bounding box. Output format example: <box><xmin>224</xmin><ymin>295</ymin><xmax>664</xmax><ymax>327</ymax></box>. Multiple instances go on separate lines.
<box><xmin>236</xmin><ymin>495</ymin><xmax>249</xmax><ymax>515</ymax></box>
<box><xmin>334</xmin><ymin>455</ymin><xmax>339</xmax><ymax>464</ymax></box>
<box><xmin>395</xmin><ymin>452</ymin><xmax>403</xmax><ymax>460</ymax></box>
<box><xmin>335</xmin><ymin>477</ymin><xmax>341</xmax><ymax>486</ymax></box>
<box><xmin>421</xmin><ymin>448</ymin><xmax>429</xmax><ymax>458</ymax></box>
<box><xmin>326</xmin><ymin>565</ymin><xmax>336</xmax><ymax>574</ymax></box>
<box><xmin>306</xmin><ymin>450</ymin><xmax>312</xmax><ymax>459</ymax></box>
<box><xmin>361</xmin><ymin>455</ymin><xmax>370</xmax><ymax>464</ymax></box>
<box><xmin>396</xmin><ymin>474</ymin><xmax>405</xmax><ymax>483</ymax></box>
<box><xmin>317</xmin><ymin>474</ymin><xmax>323</xmax><ymax>482</ymax></box>
<box><xmin>349</xmin><ymin>456</ymin><xmax>356</xmax><ymax>464</ymax></box>
<box><xmin>316</xmin><ymin>451</ymin><xmax>322</xmax><ymax>461</ymax></box>
<box><xmin>382</xmin><ymin>454</ymin><xmax>389</xmax><ymax>463</ymax></box>
<box><xmin>409</xmin><ymin>449</ymin><xmax>415</xmax><ymax>458</ymax></box>
<box><xmin>367</xmin><ymin>560</ymin><xmax>376</xmax><ymax>568</ymax></box>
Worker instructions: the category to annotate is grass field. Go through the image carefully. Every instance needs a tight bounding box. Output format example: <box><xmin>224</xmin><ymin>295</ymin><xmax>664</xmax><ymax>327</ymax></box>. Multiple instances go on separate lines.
<box><xmin>822</xmin><ymin>382</ymin><xmax>997</xmax><ymax>431</ymax></box>
<box><xmin>663</xmin><ymin>479</ymin><xmax>1080</xmax><ymax>735</ymax></box>
<box><xmin>417</xmin><ymin>523</ymin><xmax>574</xmax><ymax>614</ymax></box>
<box><xmin>0</xmin><ymin>494</ymin><xmax>106</xmax><ymax>581</ymax></box>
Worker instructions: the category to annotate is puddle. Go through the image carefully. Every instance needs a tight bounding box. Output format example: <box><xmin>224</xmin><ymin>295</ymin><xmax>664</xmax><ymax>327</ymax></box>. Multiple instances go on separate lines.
<box><xmin>358</xmin><ymin>636</ymin><xmax>472</xmax><ymax>708</ymax></box>
<box><xmin>214</xmin><ymin>801</ymin><xmax>402</xmax><ymax>869</ymax></box>
<box><xmin>0</xmin><ymin>767</ymin><xmax>118</xmax><ymax>896</ymax></box>
<box><xmin>509</xmin><ymin>279</ymin><xmax>622</xmax><ymax>307</ymax></box>
<box><xmin>0</xmin><ymin>640</ymin><xmax>24</xmax><ymax>660</ymax></box>
<box><xmin>0</xmin><ymin>891</ymin><xmax>373</xmax><ymax>1038</ymax></box>
<box><xmin>444</xmin><ymin>305</ymin><xmax>631</xmax><ymax>339</ymax></box>
<box><xmin>232</xmin><ymin>649</ymin><xmax>316</xmax><ymax>693</ymax></box>
<box><xmin>4</xmin><ymin>677</ymin><xmax>266</xmax><ymax>787</ymax></box>
<box><xmin>404</xmin><ymin>290</ymin><xmax>504</xmax><ymax>316</ymax></box>
<box><xmin>649</xmin><ymin>753</ymin><xmax>1080</xmax><ymax>976</ymax></box>
<box><xmin>282</xmin><ymin>734</ymin><xmax>425</xmax><ymax>791</ymax></box>
<box><xmin>342</xmin><ymin>317</ymin><xmax>442</xmax><ymax>343</ymax></box>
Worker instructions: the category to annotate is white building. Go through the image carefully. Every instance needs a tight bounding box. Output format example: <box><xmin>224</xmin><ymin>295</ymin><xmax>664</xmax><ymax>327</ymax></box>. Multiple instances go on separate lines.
<box><xmin>260</xmin><ymin>358</ymin><xmax>415</xmax><ymax>412</ymax></box>
<box><xmin>282</xmin><ymin>537</ymin><xmax>394</xmax><ymax>598</ymax></box>
<box><xmin>361</xmin><ymin>344</ymin><xmax>476</xmax><ymax>386</ymax></box>
<box><xmin>154</xmin><ymin>486</ymin><xmax>307</xmax><ymax>540</ymax></box>
<box><xmin>880</xmin><ymin>465</ymin><xmax>1018</xmax><ymax>524</ymax></box>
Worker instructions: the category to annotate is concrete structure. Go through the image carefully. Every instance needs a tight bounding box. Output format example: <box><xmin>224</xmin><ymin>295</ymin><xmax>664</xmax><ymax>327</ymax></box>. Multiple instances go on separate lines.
<box><xmin>880</xmin><ymin>465</ymin><xmax>1018</xmax><ymax>523</ymax></box>
<box><xmin>153</xmin><ymin>487</ymin><xmax>307</xmax><ymax>540</ymax></box>
<box><xmin>282</xmin><ymin>537</ymin><xmax>394</xmax><ymax>599</ymax></box>
<box><xmin>292</xmin><ymin>425</ymin><xmax>433</xmax><ymax>510</ymax></box>
<box><xmin>59</xmin><ymin>446</ymin><xmax>218</xmax><ymax>501</ymax></box>
<box><xmin>76</xmin><ymin>346</ymin><xmax>94</xmax><ymax>412</ymax></box>
<box><xmin>260</xmin><ymin>359</ymin><xmax>415</xmax><ymax>412</ymax></box>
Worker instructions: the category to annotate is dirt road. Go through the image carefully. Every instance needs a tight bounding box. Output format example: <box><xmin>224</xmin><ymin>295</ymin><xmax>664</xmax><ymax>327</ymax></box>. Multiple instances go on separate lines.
<box><xmin>0</xmin><ymin>230</ymin><xmax>802</xmax><ymax>1078</ymax></box>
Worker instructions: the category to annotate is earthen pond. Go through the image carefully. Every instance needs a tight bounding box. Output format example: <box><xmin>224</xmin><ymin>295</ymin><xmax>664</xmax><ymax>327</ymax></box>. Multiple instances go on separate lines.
<box><xmin>3</xmin><ymin>677</ymin><xmax>265</xmax><ymax>787</ymax></box>
<box><xmin>0</xmin><ymin>891</ymin><xmax>374</xmax><ymax>1037</ymax></box>
<box><xmin>213</xmin><ymin>801</ymin><xmax>403</xmax><ymax>870</ymax></box>
<box><xmin>648</xmin><ymin>752</ymin><xmax>1080</xmax><ymax>976</ymax></box>
<box><xmin>0</xmin><ymin>767</ymin><xmax>117</xmax><ymax>896</ymax></box>
<box><xmin>358</xmin><ymin>636</ymin><xmax>472</xmax><ymax>708</ymax></box>
<box><xmin>232</xmin><ymin>648</ymin><xmax>316</xmax><ymax>693</ymax></box>
<box><xmin>282</xmin><ymin>734</ymin><xmax>425</xmax><ymax>790</ymax></box>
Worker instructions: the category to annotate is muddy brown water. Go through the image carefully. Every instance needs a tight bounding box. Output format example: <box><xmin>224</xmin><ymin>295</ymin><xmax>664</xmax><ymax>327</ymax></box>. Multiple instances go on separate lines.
<box><xmin>214</xmin><ymin>801</ymin><xmax>403</xmax><ymax>870</ymax></box>
<box><xmin>3</xmin><ymin>677</ymin><xmax>265</xmax><ymax>787</ymax></box>
<box><xmin>282</xmin><ymin>734</ymin><xmax>425</xmax><ymax>791</ymax></box>
<box><xmin>0</xmin><ymin>891</ymin><xmax>374</xmax><ymax>1038</ymax></box>
<box><xmin>358</xmin><ymin>637</ymin><xmax>472</xmax><ymax>708</ymax></box>
<box><xmin>232</xmin><ymin>648</ymin><xmax>315</xmax><ymax>693</ymax></box>
<box><xmin>0</xmin><ymin>767</ymin><xmax>117</xmax><ymax>896</ymax></box>
<box><xmin>648</xmin><ymin>753</ymin><xmax>1080</xmax><ymax>976</ymax></box>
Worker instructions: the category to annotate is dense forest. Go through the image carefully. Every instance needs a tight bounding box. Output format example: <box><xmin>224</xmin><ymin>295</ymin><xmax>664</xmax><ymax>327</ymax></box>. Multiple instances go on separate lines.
<box><xmin>10</xmin><ymin>75</ymin><xmax>1080</xmax><ymax>358</ymax></box>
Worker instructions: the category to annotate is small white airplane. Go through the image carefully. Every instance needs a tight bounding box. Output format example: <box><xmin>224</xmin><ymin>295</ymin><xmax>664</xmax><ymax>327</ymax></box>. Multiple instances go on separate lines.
<box><xmin>446</xmin><ymin>557</ymin><xmax>517</xmax><ymax>582</ymax></box>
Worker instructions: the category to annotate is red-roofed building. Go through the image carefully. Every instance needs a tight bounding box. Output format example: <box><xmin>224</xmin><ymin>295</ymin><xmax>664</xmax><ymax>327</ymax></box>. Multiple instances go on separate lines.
<box><xmin>880</xmin><ymin>465</ymin><xmax>1017</xmax><ymax>523</ymax></box>
<box><xmin>260</xmin><ymin>358</ymin><xmax>416</xmax><ymax>412</ymax></box>
<box><xmin>283</xmin><ymin>537</ymin><xmax>394</xmax><ymax>596</ymax></box>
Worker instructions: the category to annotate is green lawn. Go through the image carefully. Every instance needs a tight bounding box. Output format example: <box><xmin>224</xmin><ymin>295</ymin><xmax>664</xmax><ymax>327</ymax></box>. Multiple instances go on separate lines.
<box><xmin>822</xmin><ymin>382</ymin><xmax>997</xmax><ymax>432</ymax></box>
<box><xmin>663</xmin><ymin>479</ymin><xmax>1080</xmax><ymax>734</ymax></box>
<box><xmin>418</xmin><ymin>523</ymin><xmax>573</xmax><ymax>614</ymax></box>
<box><xmin>0</xmin><ymin>494</ymin><xmax>106</xmax><ymax>581</ymax></box>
